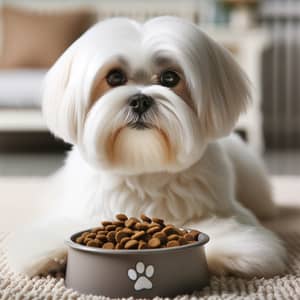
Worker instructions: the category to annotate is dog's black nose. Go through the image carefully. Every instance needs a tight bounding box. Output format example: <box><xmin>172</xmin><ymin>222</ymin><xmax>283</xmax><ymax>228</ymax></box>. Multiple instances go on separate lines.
<box><xmin>129</xmin><ymin>94</ymin><xmax>153</xmax><ymax>115</ymax></box>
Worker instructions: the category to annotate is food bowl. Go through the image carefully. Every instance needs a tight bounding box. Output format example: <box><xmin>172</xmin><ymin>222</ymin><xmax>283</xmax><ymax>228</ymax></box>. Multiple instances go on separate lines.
<box><xmin>65</xmin><ymin>229</ymin><xmax>210</xmax><ymax>298</ymax></box>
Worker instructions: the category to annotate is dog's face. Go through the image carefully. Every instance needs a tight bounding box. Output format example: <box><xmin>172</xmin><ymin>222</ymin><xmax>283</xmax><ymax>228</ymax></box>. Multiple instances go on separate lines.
<box><xmin>43</xmin><ymin>17</ymin><xmax>250</xmax><ymax>175</ymax></box>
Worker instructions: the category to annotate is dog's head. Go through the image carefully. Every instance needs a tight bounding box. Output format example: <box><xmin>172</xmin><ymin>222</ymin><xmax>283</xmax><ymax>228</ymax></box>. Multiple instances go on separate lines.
<box><xmin>43</xmin><ymin>17</ymin><xmax>250</xmax><ymax>175</ymax></box>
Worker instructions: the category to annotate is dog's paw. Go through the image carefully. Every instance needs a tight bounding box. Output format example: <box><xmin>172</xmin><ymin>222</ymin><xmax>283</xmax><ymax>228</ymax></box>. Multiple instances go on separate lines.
<box><xmin>6</xmin><ymin>232</ymin><xmax>67</xmax><ymax>277</ymax></box>
<box><xmin>5</xmin><ymin>217</ymin><xmax>88</xmax><ymax>277</ymax></box>
<box><xmin>207</xmin><ymin>227</ymin><xmax>286</xmax><ymax>277</ymax></box>
<box><xmin>195</xmin><ymin>218</ymin><xmax>287</xmax><ymax>278</ymax></box>
<box><xmin>5</xmin><ymin>220</ymin><xmax>73</xmax><ymax>277</ymax></box>
<box><xmin>9</xmin><ymin>249</ymin><xmax>67</xmax><ymax>277</ymax></box>
<box><xmin>207</xmin><ymin>249</ymin><xmax>286</xmax><ymax>278</ymax></box>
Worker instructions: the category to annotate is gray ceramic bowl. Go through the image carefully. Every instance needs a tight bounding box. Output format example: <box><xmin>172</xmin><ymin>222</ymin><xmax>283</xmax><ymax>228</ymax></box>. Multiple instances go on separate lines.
<box><xmin>65</xmin><ymin>229</ymin><xmax>210</xmax><ymax>298</ymax></box>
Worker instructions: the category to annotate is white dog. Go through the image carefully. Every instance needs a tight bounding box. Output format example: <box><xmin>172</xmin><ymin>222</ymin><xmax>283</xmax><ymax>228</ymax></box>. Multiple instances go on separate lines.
<box><xmin>7</xmin><ymin>17</ymin><xmax>286</xmax><ymax>278</ymax></box>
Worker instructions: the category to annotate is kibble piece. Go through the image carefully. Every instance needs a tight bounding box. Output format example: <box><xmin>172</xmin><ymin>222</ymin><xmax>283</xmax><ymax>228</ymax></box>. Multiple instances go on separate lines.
<box><xmin>94</xmin><ymin>238</ymin><xmax>103</xmax><ymax>245</ymax></box>
<box><xmin>102</xmin><ymin>221</ymin><xmax>112</xmax><ymax>226</ymax></box>
<box><xmin>97</xmin><ymin>230</ymin><xmax>108</xmax><ymax>235</ymax></box>
<box><xmin>153</xmin><ymin>232</ymin><xmax>167</xmax><ymax>243</ymax></box>
<box><xmin>86</xmin><ymin>233</ymin><xmax>96</xmax><ymax>239</ymax></box>
<box><xmin>84</xmin><ymin>237</ymin><xmax>93</xmax><ymax>244</ymax></box>
<box><xmin>162</xmin><ymin>225</ymin><xmax>176</xmax><ymax>236</ymax></box>
<box><xmin>120</xmin><ymin>237</ymin><xmax>131</xmax><ymax>247</ymax></box>
<box><xmin>187</xmin><ymin>240</ymin><xmax>196</xmax><ymax>244</ymax></box>
<box><xmin>116</xmin><ymin>231</ymin><xmax>130</xmax><ymax>243</ymax></box>
<box><xmin>122</xmin><ymin>228</ymin><xmax>134</xmax><ymax>235</ymax></box>
<box><xmin>152</xmin><ymin>217</ymin><xmax>164</xmax><ymax>225</ymax></box>
<box><xmin>115</xmin><ymin>231</ymin><xmax>129</xmax><ymax>243</ymax></box>
<box><xmin>173</xmin><ymin>227</ymin><xmax>184</xmax><ymax>236</ymax></box>
<box><xmin>75</xmin><ymin>236</ymin><xmax>84</xmax><ymax>244</ymax></box>
<box><xmin>135</xmin><ymin>222</ymin><xmax>149</xmax><ymax>230</ymax></box>
<box><xmin>116</xmin><ymin>213</ymin><xmax>128</xmax><ymax>221</ymax></box>
<box><xmin>107</xmin><ymin>231</ymin><xmax>116</xmax><ymax>242</ymax></box>
<box><xmin>87</xmin><ymin>240</ymin><xmax>101</xmax><ymax>247</ymax></box>
<box><xmin>184</xmin><ymin>233</ymin><xmax>195</xmax><ymax>241</ymax></box>
<box><xmin>167</xmin><ymin>240</ymin><xmax>180</xmax><ymax>247</ymax></box>
<box><xmin>140</xmin><ymin>214</ymin><xmax>152</xmax><ymax>223</ymax></box>
<box><xmin>103</xmin><ymin>242</ymin><xmax>114</xmax><ymax>249</ymax></box>
<box><xmin>133</xmin><ymin>222</ymin><xmax>140</xmax><ymax>230</ymax></box>
<box><xmin>112</xmin><ymin>220</ymin><xmax>124</xmax><ymax>227</ymax></box>
<box><xmin>148</xmin><ymin>237</ymin><xmax>161</xmax><ymax>248</ymax></box>
<box><xmin>105</xmin><ymin>224</ymin><xmax>117</xmax><ymax>231</ymax></box>
<box><xmin>181</xmin><ymin>229</ymin><xmax>188</xmax><ymax>234</ymax></box>
<box><xmin>138</xmin><ymin>240</ymin><xmax>147</xmax><ymax>249</ymax></box>
<box><xmin>115</xmin><ymin>243</ymin><xmax>122</xmax><ymax>249</ymax></box>
<box><xmin>81</xmin><ymin>232</ymin><xmax>90</xmax><ymax>238</ymax></box>
<box><xmin>124</xmin><ymin>239</ymin><xmax>139</xmax><ymax>249</ymax></box>
<box><xmin>143</xmin><ymin>234</ymin><xmax>152</xmax><ymax>242</ymax></box>
<box><xmin>168</xmin><ymin>234</ymin><xmax>180</xmax><ymax>241</ymax></box>
<box><xmin>190</xmin><ymin>230</ymin><xmax>200</xmax><ymax>240</ymax></box>
<box><xmin>148</xmin><ymin>222</ymin><xmax>160</xmax><ymax>228</ymax></box>
<box><xmin>179</xmin><ymin>237</ymin><xmax>188</xmax><ymax>245</ymax></box>
<box><xmin>131</xmin><ymin>230</ymin><xmax>146</xmax><ymax>240</ymax></box>
<box><xmin>115</xmin><ymin>226</ymin><xmax>123</xmax><ymax>232</ymax></box>
<box><xmin>96</xmin><ymin>234</ymin><xmax>107</xmax><ymax>242</ymax></box>
<box><xmin>125</xmin><ymin>218</ymin><xmax>138</xmax><ymax>228</ymax></box>
<box><xmin>147</xmin><ymin>226</ymin><xmax>161</xmax><ymax>235</ymax></box>
<box><xmin>91</xmin><ymin>227</ymin><xmax>104</xmax><ymax>233</ymax></box>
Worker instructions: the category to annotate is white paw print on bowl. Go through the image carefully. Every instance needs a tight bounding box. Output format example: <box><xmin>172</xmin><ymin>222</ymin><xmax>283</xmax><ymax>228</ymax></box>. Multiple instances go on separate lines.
<box><xmin>128</xmin><ymin>261</ymin><xmax>155</xmax><ymax>291</ymax></box>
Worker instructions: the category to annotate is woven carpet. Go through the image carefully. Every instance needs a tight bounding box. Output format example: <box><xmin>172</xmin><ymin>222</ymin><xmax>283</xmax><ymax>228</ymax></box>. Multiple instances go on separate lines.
<box><xmin>0</xmin><ymin>177</ymin><xmax>300</xmax><ymax>299</ymax></box>
<box><xmin>1</xmin><ymin>225</ymin><xmax>300</xmax><ymax>299</ymax></box>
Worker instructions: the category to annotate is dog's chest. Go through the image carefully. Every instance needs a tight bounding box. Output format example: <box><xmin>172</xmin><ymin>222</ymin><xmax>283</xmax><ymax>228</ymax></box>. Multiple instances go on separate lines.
<box><xmin>75</xmin><ymin>169</ymin><xmax>221</xmax><ymax>226</ymax></box>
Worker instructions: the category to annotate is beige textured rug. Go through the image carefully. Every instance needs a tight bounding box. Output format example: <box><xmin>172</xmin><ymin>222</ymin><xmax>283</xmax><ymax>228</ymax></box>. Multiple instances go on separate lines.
<box><xmin>1</xmin><ymin>230</ymin><xmax>300</xmax><ymax>299</ymax></box>
<box><xmin>0</xmin><ymin>176</ymin><xmax>300</xmax><ymax>299</ymax></box>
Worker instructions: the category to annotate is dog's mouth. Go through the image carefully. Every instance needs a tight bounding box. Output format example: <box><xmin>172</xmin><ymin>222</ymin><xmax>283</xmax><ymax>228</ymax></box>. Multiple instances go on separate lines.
<box><xmin>127</xmin><ymin>120</ymin><xmax>152</xmax><ymax>130</ymax></box>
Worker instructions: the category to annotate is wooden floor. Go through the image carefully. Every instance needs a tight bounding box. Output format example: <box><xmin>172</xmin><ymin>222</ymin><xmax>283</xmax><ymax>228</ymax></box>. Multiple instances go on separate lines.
<box><xmin>264</xmin><ymin>150</ymin><xmax>300</xmax><ymax>176</ymax></box>
<box><xmin>0</xmin><ymin>152</ymin><xmax>65</xmax><ymax>176</ymax></box>
<box><xmin>0</xmin><ymin>150</ymin><xmax>298</xmax><ymax>176</ymax></box>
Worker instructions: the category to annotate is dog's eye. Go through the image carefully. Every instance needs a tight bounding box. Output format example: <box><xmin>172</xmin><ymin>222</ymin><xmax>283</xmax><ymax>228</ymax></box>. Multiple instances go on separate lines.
<box><xmin>159</xmin><ymin>71</ymin><xmax>180</xmax><ymax>87</ymax></box>
<box><xmin>106</xmin><ymin>69</ymin><xmax>127</xmax><ymax>87</ymax></box>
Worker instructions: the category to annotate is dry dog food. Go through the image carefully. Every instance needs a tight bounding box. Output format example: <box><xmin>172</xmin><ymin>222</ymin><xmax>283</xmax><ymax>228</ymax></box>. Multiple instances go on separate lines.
<box><xmin>74</xmin><ymin>214</ymin><xmax>201</xmax><ymax>250</ymax></box>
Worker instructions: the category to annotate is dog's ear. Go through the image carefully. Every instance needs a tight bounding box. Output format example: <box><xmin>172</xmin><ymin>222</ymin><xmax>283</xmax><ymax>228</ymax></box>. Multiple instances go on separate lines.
<box><xmin>42</xmin><ymin>44</ymin><xmax>80</xmax><ymax>144</ymax></box>
<box><xmin>196</xmin><ymin>34</ymin><xmax>251</xmax><ymax>139</ymax></box>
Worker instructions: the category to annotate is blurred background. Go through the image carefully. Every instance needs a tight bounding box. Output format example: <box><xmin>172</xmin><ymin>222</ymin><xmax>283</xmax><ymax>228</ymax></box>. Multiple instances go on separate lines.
<box><xmin>0</xmin><ymin>0</ymin><xmax>298</xmax><ymax>180</ymax></box>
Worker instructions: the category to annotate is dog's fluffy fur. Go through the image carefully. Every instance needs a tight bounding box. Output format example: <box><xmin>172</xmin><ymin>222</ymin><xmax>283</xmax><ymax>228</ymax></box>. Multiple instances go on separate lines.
<box><xmin>7</xmin><ymin>17</ymin><xmax>286</xmax><ymax>278</ymax></box>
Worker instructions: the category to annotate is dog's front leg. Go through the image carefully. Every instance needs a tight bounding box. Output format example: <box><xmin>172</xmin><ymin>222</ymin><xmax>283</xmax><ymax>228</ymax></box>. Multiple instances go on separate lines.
<box><xmin>186</xmin><ymin>217</ymin><xmax>287</xmax><ymax>278</ymax></box>
<box><xmin>5</xmin><ymin>217</ymin><xmax>88</xmax><ymax>277</ymax></box>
